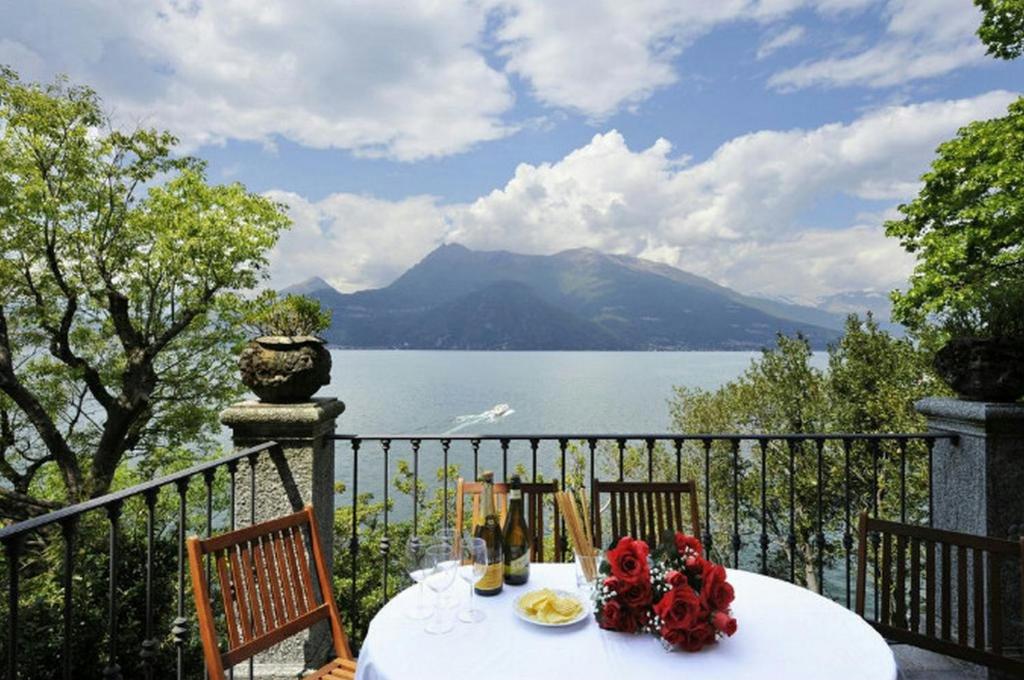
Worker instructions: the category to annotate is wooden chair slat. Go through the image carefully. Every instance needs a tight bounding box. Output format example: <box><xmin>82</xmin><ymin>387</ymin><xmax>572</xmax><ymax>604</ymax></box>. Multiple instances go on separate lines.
<box><xmin>990</xmin><ymin>553</ymin><xmax>1003</xmax><ymax>655</ymax></box>
<box><xmin>593</xmin><ymin>481</ymin><xmax>701</xmax><ymax>548</ymax></box>
<box><xmin>895</xmin><ymin>534</ymin><xmax>907</xmax><ymax>628</ymax></box>
<box><xmin>925</xmin><ymin>539</ymin><xmax>935</xmax><ymax>638</ymax></box>
<box><xmin>455</xmin><ymin>478</ymin><xmax>559</xmax><ymax>562</ymax></box>
<box><xmin>240</xmin><ymin>546</ymin><xmax>266</xmax><ymax>637</ymax></box>
<box><xmin>973</xmin><ymin>547</ymin><xmax>985</xmax><ymax>650</ymax></box>
<box><xmin>909</xmin><ymin>538</ymin><xmax>920</xmax><ymax>633</ymax></box>
<box><xmin>881</xmin><ymin>532</ymin><xmax>892</xmax><ymax>626</ymax></box>
<box><xmin>260</xmin><ymin>535</ymin><xmax>287</xmax><ymax>625</ymax></box>
<box><xmin>228</xmin><ymin>546</ymin><xmax>254</xmax><ymax>642</ymax></box>
<box><xmin>273</xmin><ymin>530</ymin><xmax>299</xmax><ymax>621</ymax></box>
<box><xmin>250</xmin><ymin>538</ymin><xmax>279</xmax><ymax>630</ymax></box>
<box><xmin>941</xmin><ymin>543</ymin><xmax>952</xmax><ymax>641</ymax></box>
<box><xmin>957</xmin><ymin>544</ymin><xmax>968</xmax><ymax>646</ymax></box>
<box><xmin>215</xmin><ymin>551</ymin><xmax>242</xmax><ymax>649</ymax></box>
<box><xmin>284</xmin><ymin>527</ymin><xmax>313</xmax><ymax>614</ymax></box>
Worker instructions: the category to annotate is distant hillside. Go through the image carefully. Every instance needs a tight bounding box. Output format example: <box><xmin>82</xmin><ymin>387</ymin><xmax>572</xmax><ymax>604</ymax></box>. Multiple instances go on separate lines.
<box><xmin>285</xmin><ymin>244</ymin><xmax>844</xmax><ymax>350</ymax></box>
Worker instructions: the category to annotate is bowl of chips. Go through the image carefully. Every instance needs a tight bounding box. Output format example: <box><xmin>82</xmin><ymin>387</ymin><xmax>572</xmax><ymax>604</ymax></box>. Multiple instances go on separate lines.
<box><xmin>514</xmin><ymin>588</ymin><xmax>588</xmax><ymax>627</ymax></box>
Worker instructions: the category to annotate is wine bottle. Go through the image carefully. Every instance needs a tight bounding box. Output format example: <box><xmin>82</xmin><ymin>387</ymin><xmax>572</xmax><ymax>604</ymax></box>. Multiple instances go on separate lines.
<box><xmin>473</xmin><ymin>471</ymin><xmax>504</xmax><ymax>596</ymax></box>
<box><xmin>502</xmin><ymin>474</ymin><xmax>530</xmax><ymax>585</ymax></box>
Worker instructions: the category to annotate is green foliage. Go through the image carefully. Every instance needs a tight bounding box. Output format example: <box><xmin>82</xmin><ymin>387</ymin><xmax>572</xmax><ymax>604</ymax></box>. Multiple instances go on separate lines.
<box><xmin>0</xmin><ymin>67</ymin><xmax>291</xmax><ymax>512</ymax></box>
<box><xmin>247</xmin><ymin>292</ymin><xmax>332</xmax><ymax>337</ymax></box>
<box><xmin>885</xmin><ymin>96</ymin><xmax>1024</xmax><ymax>344</ymax></box>
<box><xmin>975</xmin><ymin>0</ymin><xmax>1024</xmax><ymax>59</ymax></box>
<box><xmin>666</xmin><ymin>321</ymin><xmax>940</xmax><ymax>591</ymax></box>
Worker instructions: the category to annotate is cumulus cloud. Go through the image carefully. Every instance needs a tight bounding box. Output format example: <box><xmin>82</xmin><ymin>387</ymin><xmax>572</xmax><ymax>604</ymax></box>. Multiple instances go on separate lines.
<box><xmin>270</xmin><ymin>90</ymin><xmax>1017</xmax><ymax>298</ymax></box>
<box><xmin>0</xmin><ymin>0</ymin><xmax>513</xmax><ymax>160</ymax></box>
<box><xmin>769</xmin><ymin>0</ymin><xmax>988</xmax><ymax>90</ymax></box>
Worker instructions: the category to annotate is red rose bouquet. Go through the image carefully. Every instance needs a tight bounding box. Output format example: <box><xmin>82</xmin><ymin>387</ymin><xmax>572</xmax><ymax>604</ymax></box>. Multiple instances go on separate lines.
<box><xmin>593</xmin><ymin>532</ymin><xmax>737</xmax><ymax>652</ymax></box>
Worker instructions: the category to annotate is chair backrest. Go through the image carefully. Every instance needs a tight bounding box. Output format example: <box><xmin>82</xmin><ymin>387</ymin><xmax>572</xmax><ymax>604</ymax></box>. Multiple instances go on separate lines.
<box><xmin>454</xmin><ymin>478</ymin><xmax>563</xmax><ymax>562</ymax></box>
<box><xmin>855</xmin><ymin>512</ymin><xmax>1024</xmax><ymax>674</ymax></box>
<box><xmin>591</xmin><ymin>480</ymin><xmax>701</xmax><ymax>549</ymax></box>
<box><xmin>187</xmin><ymin>506</ymin><xmax>352</xmax><ymax>678</ymax></box>
<box><xmin>455</xmin><ymin>478</ymin><xmax>509</xmax><ymax>536</ymax></box>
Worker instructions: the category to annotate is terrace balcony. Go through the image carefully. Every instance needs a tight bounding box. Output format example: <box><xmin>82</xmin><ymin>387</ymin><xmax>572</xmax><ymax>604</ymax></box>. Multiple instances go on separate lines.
<box><xmin>0</xmin><ymin>396</ymin><xmax>1021</xmax><ymax>680</ymax></box>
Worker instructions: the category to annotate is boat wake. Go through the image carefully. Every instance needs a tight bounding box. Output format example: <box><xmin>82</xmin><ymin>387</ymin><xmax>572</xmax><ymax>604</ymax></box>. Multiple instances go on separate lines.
<box><xmin>444</xmin><ymin>403</ymin><xmax>515</xmax><ymax>434</ymax></box>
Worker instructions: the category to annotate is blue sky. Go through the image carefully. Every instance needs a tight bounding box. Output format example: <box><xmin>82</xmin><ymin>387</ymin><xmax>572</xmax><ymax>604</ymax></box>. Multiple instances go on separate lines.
<box><xmin>2</xmin><ymin>0</ymin><xmax>1022</xmax><ymax>300</ymax></box>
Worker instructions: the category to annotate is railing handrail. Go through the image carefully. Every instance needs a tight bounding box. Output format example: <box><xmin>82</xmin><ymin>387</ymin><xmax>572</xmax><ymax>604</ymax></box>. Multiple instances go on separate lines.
<box><xmin>0</xmin><ymin>440</ymin><xmax>280</xmax><ymax>544</ymax></box>
<box><xmin>330</xmin><ymin>432</ymin><xmax>955</xmax><ymax>442</ymax></box>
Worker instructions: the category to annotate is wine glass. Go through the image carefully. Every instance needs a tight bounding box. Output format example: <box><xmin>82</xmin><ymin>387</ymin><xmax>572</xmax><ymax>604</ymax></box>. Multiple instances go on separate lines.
<box><xmin>404</xmin><ymin>536</ymin><xmax>432</xmax><ymax>620</ymax></box>
<box><xmin>424</xmin><ymin>544</ymin><xmax>458</xmax><ymax>634</ymax></box>
<box><xmin>457</xmin><ymin>536</ymin><xmax>488</xmax><ymax>623</ymax></box>
<box><xmin>431</xmin><ymin>535</ymin><xmax>461</xmax><ymax>609</ymax></box>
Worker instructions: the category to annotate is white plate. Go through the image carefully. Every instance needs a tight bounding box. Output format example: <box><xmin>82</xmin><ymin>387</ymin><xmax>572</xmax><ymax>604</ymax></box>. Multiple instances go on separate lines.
<box><xmin>513</xmin><ymin>589</ymin><xmax>590</xmax><ymax>627</ymax></box>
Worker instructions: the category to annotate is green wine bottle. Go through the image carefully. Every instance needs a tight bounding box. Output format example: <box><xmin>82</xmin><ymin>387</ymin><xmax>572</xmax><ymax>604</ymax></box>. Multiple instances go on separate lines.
<box><xmin>473</xmin><ymin>471</ymin><xmax>504</xmax><ymax>596</ymax></box>
<box><xmin>502</xmin><ymin>474</ymin><xmax>530</xmax><ymax>585</ymax></box>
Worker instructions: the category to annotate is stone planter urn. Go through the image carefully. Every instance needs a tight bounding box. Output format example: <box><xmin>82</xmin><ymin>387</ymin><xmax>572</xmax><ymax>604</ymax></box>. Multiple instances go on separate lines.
<box><xmin>239</xmin><ymin>335</ymin><xmax>331</xmax><ymax>403</ymax></box>
<box><xmin>933</xmin><ymin>336</ymin><xmax>1024</xmax><ymax>402</ymax></box>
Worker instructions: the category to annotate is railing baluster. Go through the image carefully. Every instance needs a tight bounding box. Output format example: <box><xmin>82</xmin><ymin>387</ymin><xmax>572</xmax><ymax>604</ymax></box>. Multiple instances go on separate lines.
<box><xmin>381</xmin><ymin>440</ymin><xmax>391</xmax><ymax>601</ymax></box>
<box><xmin>411</xmin><ymin>439</ymin><xmax>420</xmax><ymax>535</ymax></box>
<box><xmin>587</xmin><ymin>438</ymin><xmax>597</xmax><ymax>498</ymax></box>
<box><xmin>226</xmin><ymin>461</ymin><xmax>237</xmax><ymax>680</ymax></box>
<box><xmin>500</xmin><ymin>438</ymin><xmax>510</xmax><ymax>482</ymax></box>
<box><xmin>441</xmin><ymin>439</ymin><xmax>451</xmax><ymax>529</ymax></box>
<box><xmin>731</xmin><ymin>438</ymin><xmax>741</xmax><ymax>569</ymax></box>
<box><xmin>5</xmin><ymin>534</ymin><xmax>23</xmax><ymax>680</ymax></box>
<box><xmin>759</xmin><ymin>439</ymin><xmax>769</xmax><ymax>575</ymax></box>
<box><xmin>173</xmin><ymin>478</ymin><xmax>189</xmax><ymax>680</ymax></box>
<box><xmin>471</xmin><ymin>439</ymin><xmax>480</xmax><ymax>481</ymax></box>
<box><xmin>645</xmin><ymin>438</ymin><xmax>655</xmax><ymax>483</ymax></box>
<box><xmin>559</xmin><ymin>438</ymin><xmax>568</xmax><ymax>560</ymax></box>
<box><xmin>871</xmin><ymin>439</ymin><xmax>881</xmax><ymax>620</ymax></box>
<box><xmin>702</xmin><ymin>438</ymin><xmax>712</xmax><ymax>556</ymax></box>
<box><xmin>815</xmin><ymin>439</ymin><xmax>825</xmax><ymax>595</ymax></box>
<box><xmin>61</xmin><ymin>518</ymin><xmax>77</xmax><ymax>680</ymax></box>
<box><xmin>104</xmin><ymin>500</ymin><xmax>123</xmax><ymax>680</ymax></box>
<box><xmin>350</xmin><ymin>439</ymin><xmax>360</xmax><ymax>638</ymax></box>
<box><xmin>843</xmin><ymin>439</ymin><xmax>853</xmax><ymax>608</ymax></box>
<box><xmin>899</xmin><ymin>440</ymin><xmax>907</xmax><ymax>524</ymax></box>
<box><xmin>530</xmin><ymin>438</ymin><xmax>539</xmax><ymax>483</ymax></box>
<box><xmin>248</xmin><ymin>453</ymin><xmax>257</xmax><ymax>680</ymax></box>
<box><xmin>140</xmin><ymin>491</ymin><xmax>157</xmax><ymax>678</ymax></box>
<box><xmin>674</xmin><ymin>439</ymin><xmax>682</xmax><ymax>483</ymax></box>
<box><xmin>926</xmin><ymin>437</ymin><xmax>935</xmax><ymax>527</ymax></box>
<box><xmin>787</xmin><ymin>439</ymin><xmax>797</xmax><ymax>584</ymax></box>
<box><xmin>616</xmin><ymin>438</ymin><xmax>626</xmax><ymax>482</ymax></box>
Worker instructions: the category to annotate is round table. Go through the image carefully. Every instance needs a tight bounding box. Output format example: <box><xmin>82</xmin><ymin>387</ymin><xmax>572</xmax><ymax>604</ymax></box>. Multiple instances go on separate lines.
<box><xmin>355</xmin><ymin>563</ymin><xmax>896</xmax><ymax>680</ymax></box>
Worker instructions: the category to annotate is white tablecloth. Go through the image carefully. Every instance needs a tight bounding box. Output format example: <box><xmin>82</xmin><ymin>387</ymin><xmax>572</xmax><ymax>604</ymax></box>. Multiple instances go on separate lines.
<box><xmin>356</xmin><ymin>563</ymin><xmax>896</xmax><ymax>680</ymax></box>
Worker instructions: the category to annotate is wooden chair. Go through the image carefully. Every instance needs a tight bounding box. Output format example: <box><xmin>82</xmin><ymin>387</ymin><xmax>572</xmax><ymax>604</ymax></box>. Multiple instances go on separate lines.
<box><xmin>187</xmin><ymin>506</ymin><xmax>356</xmax><ymax>679</ymax></box>
<box><xmin>856</xmin><ymin>512</ymin><xmax>1024</xmax><ymax>675</ymax></box>
<box><xmin>591</xmin><ymin>480</ymin><xmax>701</xmax><ymax>549</ymax></box>
<box><xmin>454</xmin><ymin>477</ymin><xmax>563</xmax><ymax>562</ymax></box>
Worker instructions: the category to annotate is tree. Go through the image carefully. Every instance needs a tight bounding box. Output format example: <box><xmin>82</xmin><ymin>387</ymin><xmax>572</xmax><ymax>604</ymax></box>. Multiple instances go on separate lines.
<box><xmin>668</xmin><ymin>319</ymin><xmax>939</xmax><ymax>592</ymax></box>
<box><xmin>975</xmin><ymin>0</ymin><xmax>1024</xmax><ymax>60</ymax></box>
<box><xmin>0</xmin><ymin>69</ymin><xmax>290</xmax><ymax>517</ymax></box>
<box><xmin>884</xmin><ymin>96</ymin><xmax>1024</xmax><ymax>344</ymax></box>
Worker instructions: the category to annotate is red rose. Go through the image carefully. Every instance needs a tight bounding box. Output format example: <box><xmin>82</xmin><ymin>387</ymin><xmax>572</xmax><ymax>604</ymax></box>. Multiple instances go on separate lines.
<box><xmin>652</xmin><ymin>583</ymin><xmax>700</xmax><ymax>629</ymax></box>
<box><xmin>713</xmin><ymin>611</ymin><xmax>737</xmax><ymax>637</ymax></box>
<box><xmin>676</xmin><ymin>622</ymin><xmax>717</xmax><ymax>652</ymax></box>
<box><xmin>700</xmin><ymin>562</ymin><xmax>735</xmax><ymax>611</ymax></box>
<box><xmin>674</xmin><ymin>533</ymin><xmax>704</xmax><ymax>558</ymax></box>
<box><xmin>599</xmin><ymin>599</ymin><xmax>625</xmax><ymax>631</ymax></box>
<box><xmin>603</xmin><ymin>576</ymin><xmax>622</xmax><ymax>593</ymax></box>
<box><xmin>665</xmin><ymin>570</ymin><xmax>687</xmax><ymax>588</ymax></box>
<box><xmin>606</xmin><ymin>536</ymin><xmax>650</xmax><ymax>584</ymax></box>
<box><xmin>620</xmin><ymin>579</ymin><xmax>653</xmax><ymax>609</ymax></box>
<box><xmin>684</xmin><ymin>554</ymin><xmax>705</xmax><ymax>575</ymax></box>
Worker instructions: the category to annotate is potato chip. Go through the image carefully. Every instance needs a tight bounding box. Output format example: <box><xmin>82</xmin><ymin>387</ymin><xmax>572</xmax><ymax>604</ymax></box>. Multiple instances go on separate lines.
<box><xmin>518</xmin><ymin>589</ymin><xmax>582</xmax><ymax>624</ymax></box>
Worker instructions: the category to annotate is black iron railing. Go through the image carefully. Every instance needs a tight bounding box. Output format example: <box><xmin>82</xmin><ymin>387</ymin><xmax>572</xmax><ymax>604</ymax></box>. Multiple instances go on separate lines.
<box><xmin>0</xmin><ymin>432</ymin><xmax>955</xmax><ymax>679</ymax></box>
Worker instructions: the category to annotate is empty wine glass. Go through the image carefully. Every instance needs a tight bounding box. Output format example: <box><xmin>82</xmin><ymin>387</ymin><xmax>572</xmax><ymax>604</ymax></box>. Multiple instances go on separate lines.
<box><xmin>424</xmin><ymin>544</ymin><xmax>458</xmax><ymax>634</ymax></box>
<box><xmin>404</xmin><ymin>536</ymin><xmax>432</xmax><ymax>620</ymax></box>
<box><xmin>457</xmin><ymin>536</ymin><xmax>488</xmax><ymax>623</ymax></box>
<box><xmin>431</xmin><ymin>535</ymin><xmax>461</xmax><ymax>609</ymax></box>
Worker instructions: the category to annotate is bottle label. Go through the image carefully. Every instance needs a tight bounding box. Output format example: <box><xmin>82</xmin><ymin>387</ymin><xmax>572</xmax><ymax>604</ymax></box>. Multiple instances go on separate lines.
<box><xmin>477</xmin><ymin>562</ymin><xmax>504</xmax><ymax>590</ymax></box>
<box><xmin>509</xmin><ymin>489</ymin><xmax>521</xmax><ymax>500</ymax></box>
<box><xmin>508</xmin><ymin>552</ymin><xmax>530</xmax><ymax>572</ymax></box>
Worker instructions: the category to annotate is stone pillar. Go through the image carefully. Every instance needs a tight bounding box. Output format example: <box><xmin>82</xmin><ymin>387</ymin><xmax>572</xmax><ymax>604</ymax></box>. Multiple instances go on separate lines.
<box><xmin>916</xmin><ymin>397</ymin><xmax>1024</xmax><ymax>679</ymax></box>
<box><xmin>220</xmin><ymin>397</ymin><xmax>345</xmax><ymax>679</ymax></box>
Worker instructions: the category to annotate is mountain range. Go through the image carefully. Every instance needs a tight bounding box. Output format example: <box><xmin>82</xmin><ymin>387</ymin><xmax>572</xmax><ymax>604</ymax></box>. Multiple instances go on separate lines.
<box><xmin>286</xmin><ymin>244</ymin><xmax>891</xmax><ymax>350</ymax></box>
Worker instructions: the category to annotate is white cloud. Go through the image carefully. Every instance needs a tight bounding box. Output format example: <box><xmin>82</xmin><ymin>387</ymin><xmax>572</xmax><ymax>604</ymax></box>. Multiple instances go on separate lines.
<box><xmin>757</xmin><ymin>25</ymin><xmax>807</xmax><ymax>59</ymax></box>
<box><xmin>770</xmin><ymin>0</ymin><xmax>988</xmax><ymax>90</ymax></box>
<box><xmin>0</xmin><ymin>0</ymin><xmax>513</xmax><ymax>160</ymax></box>
<box><xmin>272</xmin><ymin>90</ymin><xmax>1018</xmax><ymax>298</ymax></box>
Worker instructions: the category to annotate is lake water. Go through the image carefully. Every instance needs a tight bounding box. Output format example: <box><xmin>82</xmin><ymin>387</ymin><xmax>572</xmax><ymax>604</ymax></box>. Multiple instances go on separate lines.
<box><xmin>324</xmin><ymin>350</ymin><xmax>829</xmax><ymax>514</ymax></box>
